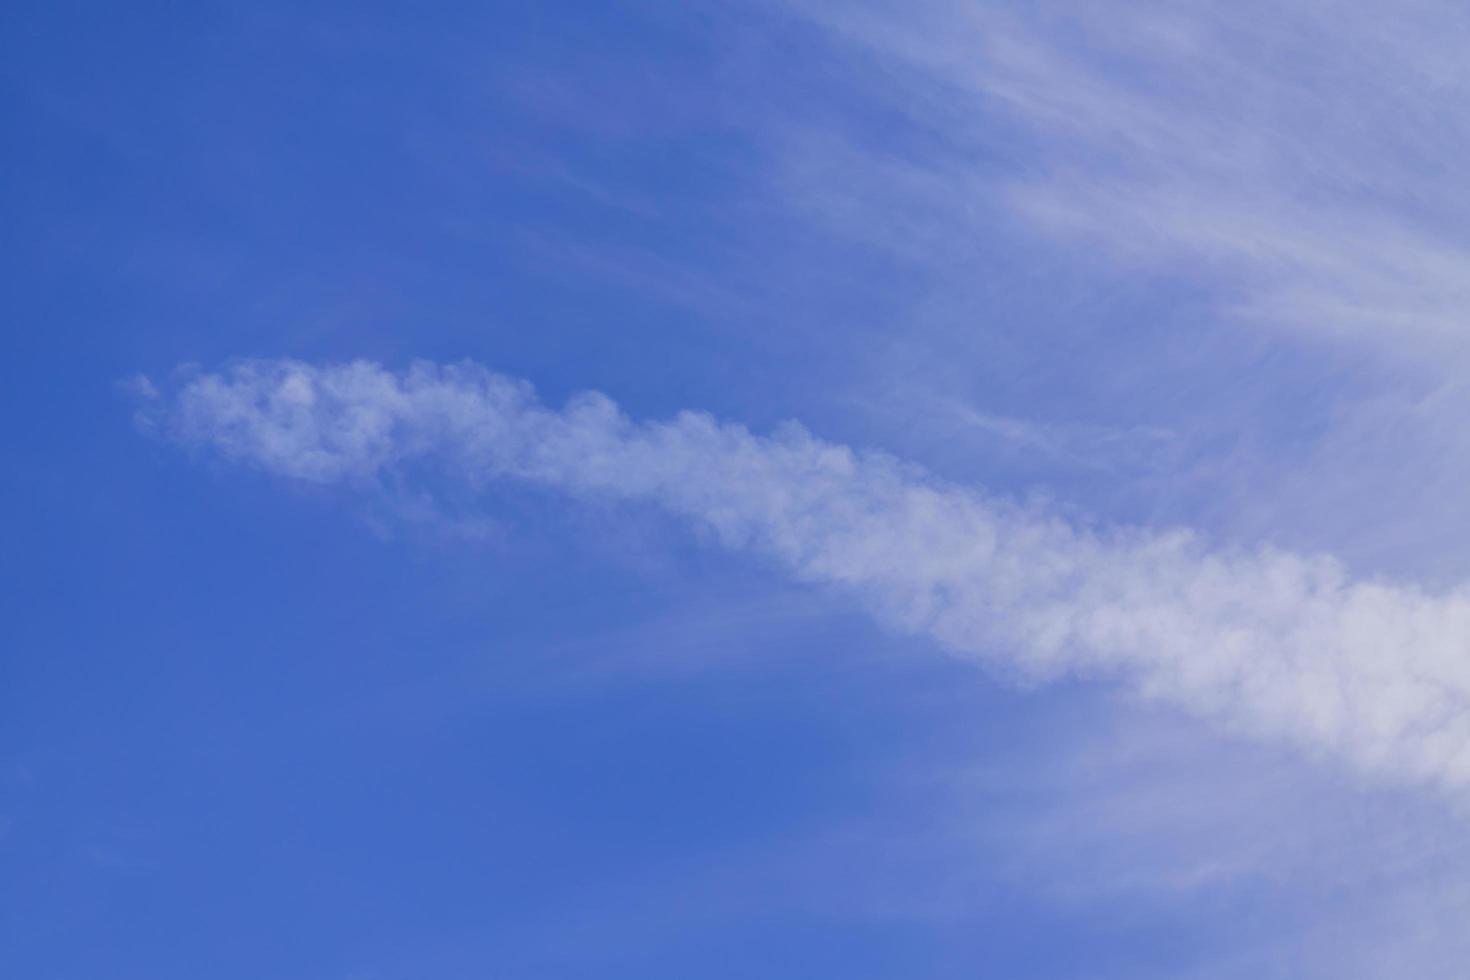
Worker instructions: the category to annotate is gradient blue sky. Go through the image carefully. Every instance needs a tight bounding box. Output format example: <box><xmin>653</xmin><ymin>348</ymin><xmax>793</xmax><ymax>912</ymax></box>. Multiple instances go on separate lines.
<box><xmin>8</xmin><ymin>2</ymin><xmax>1470</xmax><ymax>977</ymax></box>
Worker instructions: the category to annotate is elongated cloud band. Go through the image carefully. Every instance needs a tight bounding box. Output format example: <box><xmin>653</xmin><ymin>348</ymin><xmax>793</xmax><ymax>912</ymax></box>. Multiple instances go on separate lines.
<box><xmin>149</xmin><ymin>359</ymin><xmax>1470</xmax><ymax>795</ymax></box>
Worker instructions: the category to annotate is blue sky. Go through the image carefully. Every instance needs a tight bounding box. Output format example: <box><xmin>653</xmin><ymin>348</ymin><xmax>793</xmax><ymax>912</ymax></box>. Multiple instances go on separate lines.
<box><xmin>8</xmin><ymin>2</ymin><xmax>1470</xmax><ymax>977</ymax></box>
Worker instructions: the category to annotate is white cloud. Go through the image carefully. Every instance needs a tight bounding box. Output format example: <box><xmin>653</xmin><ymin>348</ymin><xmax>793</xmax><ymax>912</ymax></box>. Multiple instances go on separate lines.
<box><xmin>148</xmin><ymin>358</ymin><xmax>1470</xmax><ymax>799</ymax></box>
<box><xmin>783</xmin><ymin>0</ymin><xmax>1470</xmax><ymax>357</ymax></box>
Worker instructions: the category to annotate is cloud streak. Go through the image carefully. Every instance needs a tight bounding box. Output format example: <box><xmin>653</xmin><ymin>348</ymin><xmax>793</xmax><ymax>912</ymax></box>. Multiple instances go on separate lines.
<box><xmin>783</xmin><ymin>0</ymin><xmax>1470</xmax><ymax>356</ymax></box>
<box><xmin>150</xmin><ymin>359</ymin><xmax>1470</xmax><ymax>798</ymax></box>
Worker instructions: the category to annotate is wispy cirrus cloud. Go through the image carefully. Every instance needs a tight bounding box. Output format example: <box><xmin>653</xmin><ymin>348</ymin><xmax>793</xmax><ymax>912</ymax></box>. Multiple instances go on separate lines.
<box><xmin>784</xmin><ymin>0</ymin><xmax>1470</xmax><ymax>355</ymax></box>
<box><xmin>144</xmin><ymin>359</ymin><xmax>1470</xmax><ymax>799</ymax></box>
<box><xmin>749</xmin><ymin>0</ymin><xmax>1470</xmax><ymax>586</ymax></box>
<box><xmin>785</xmin><ymin>701</ymin><xmax>1470</xmax><ymax>978</ymax></box>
